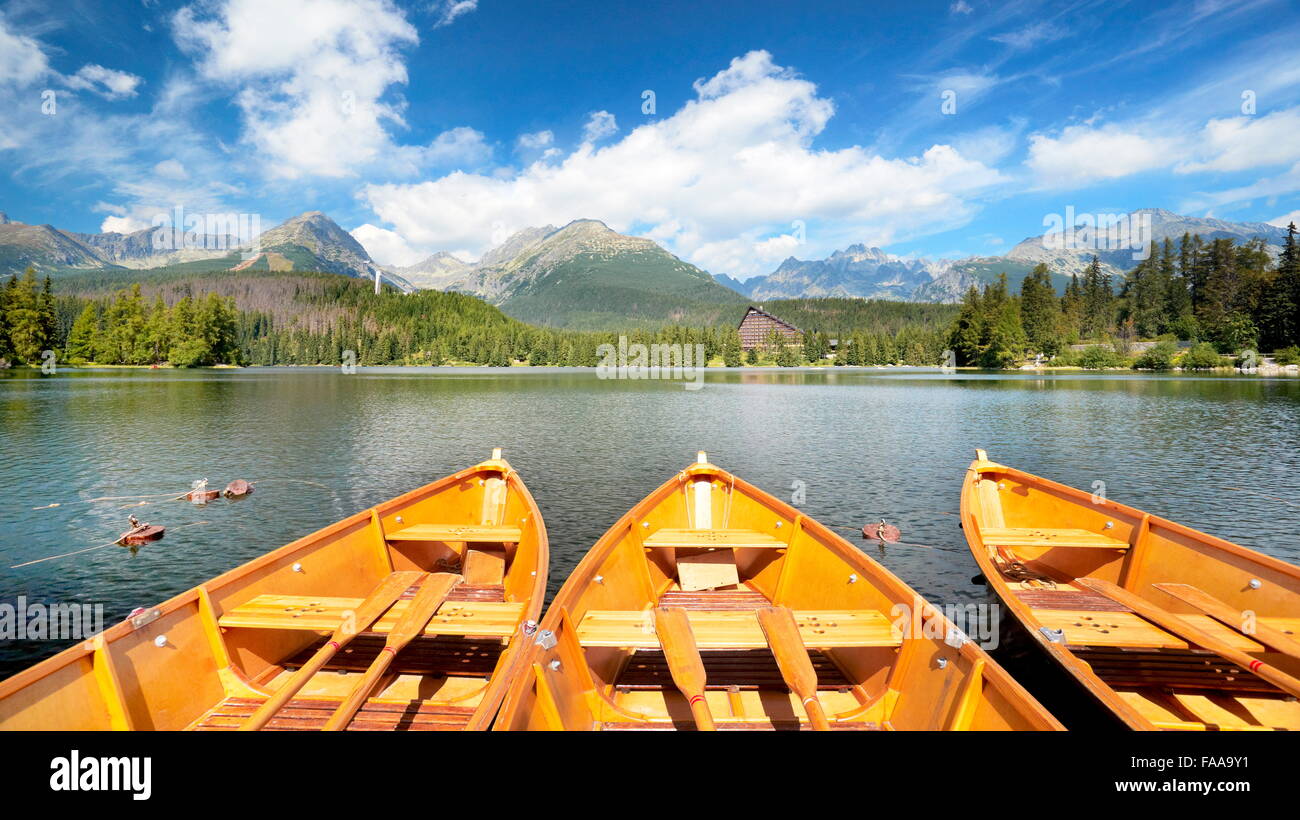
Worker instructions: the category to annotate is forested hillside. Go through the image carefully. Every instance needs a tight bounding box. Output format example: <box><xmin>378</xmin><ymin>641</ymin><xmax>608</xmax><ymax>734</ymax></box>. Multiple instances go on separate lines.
<box><xmin>946</xmin><ymin>227</ymin><xmax>1300</xmax><ymax>368</ymax></box>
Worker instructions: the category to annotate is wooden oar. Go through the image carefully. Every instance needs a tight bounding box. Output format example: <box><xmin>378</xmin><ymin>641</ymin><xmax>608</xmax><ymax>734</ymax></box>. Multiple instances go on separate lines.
<box><xmin>1153</xmin><ymin>582</ymin><xmax>1300</xmax><ymax>663</ymax></box>
<box><xmin>652</xmin><ymin>607</ymin><xmax>715</xmax><ymax>731</ymax></box>
<box><xmin>239</xmin><ymin>570</ymin><xmax>423</xmax><ymax>731</ymax></box>
<box><xmin>756</xmin><ymin>606</ymin><xmax>831</xmax><ymax>730</ymax></box>
<box><xmin>321</xmin><ymin>572</ymin><xmax>461</xmax><ymax>731</ymax></box>
<box><xmin>1077</xmin><ymin>578</ymin><xmax>1300</xmax><ymax>699</ymax></box>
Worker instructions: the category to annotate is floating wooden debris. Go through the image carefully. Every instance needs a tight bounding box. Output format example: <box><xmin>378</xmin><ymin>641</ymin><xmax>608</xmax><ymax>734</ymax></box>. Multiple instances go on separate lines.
<box><xmin>223</xmin><ymin>479</ymin><xmax>253</xmax><ymax>498</ymax></box>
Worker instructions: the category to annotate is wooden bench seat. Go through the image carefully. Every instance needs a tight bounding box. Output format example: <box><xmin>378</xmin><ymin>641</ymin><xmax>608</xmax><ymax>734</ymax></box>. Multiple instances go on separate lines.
<box><xmin>385</xmin><ymin>524</ymin><xmax>522</xmax><ymax>543</ymax></box>
<box><xmin>577</xmin><ymin>609</ymin><xmax>899</xmax><ymax>649</ymax></box>
<box><xmin>1033</xmin><ymin>609</ymin><xmax>1297</xmax><ymax>652</ymax></box>
<box><xmin>643</xmin><ymin>528</ymin><xmax>786</xmax><ymax>550</ymax></box>
<box><xmin>981</xmin><ymin>527</ymin><xmax>1129</xmax><ymax>549</ymax></box>
<box><xmin>219</xmin><ymin>594</ymin><xmax>524</xmax><ymax>638</ymax></box>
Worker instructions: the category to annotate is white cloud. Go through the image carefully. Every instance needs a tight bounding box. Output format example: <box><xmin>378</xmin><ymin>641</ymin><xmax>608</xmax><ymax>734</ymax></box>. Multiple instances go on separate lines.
<box><xmin>990</xmin><ymin>22</ymin><xmax>1067</xmax><ymax>50</ymax></box>
<box><xmin>153</xmin><ymin>159</ymin><xmax>188</xmax><ymax>179</ymax></box>
<box><xmin>173</xmin><ymin>0</ymin><xmax>419</xmax><ymax>178</ymax></box>
<box><xmin>517</xmin><ymin>130</ymin><xmax>553</xmax><ymax>150</ymax></box>
<box><xmin>1269</xmin><ymin>210</ymin><xmax>1300</xmax><ymax>228</ymax></box>
<box><xmin>0</xmin><ymin>16</ymin><xmax>49</xmax><ymax>86</ymax></box>
<box><xmin>582</xmin><ymin>111</ymin><xmax>618</xmax><ymax>143</ymax></box>
<box><xmin>65</xmin><ymin>64</ymin><xmax>143</xmax><ymax>99</ymax></box>
<box><xmin>1177</xmin><ymin>107</ymin><xmax>1300</xmax><ymax>173</ymax></box>
<box><xmin>431</xmin><ymin>0</ymin><xmax>478</xmax><ymax>28</ymax></box>
<box><xmin>949</xmin><ymin>1</ymin><xmax>973</xmax><ymax>14</ymax></box>
<box><xmin>352</xmin><ymin>222</ymin><xmax>426</xmax><ymax>266</ymax></box>
<box><xmin>360</xmin><ymin>51</ymin><xmax>1005</xmax><ymax>277</ymax></box>
<box><xmin>1027</xmin><ymin>124</ymin><xmax>1175</xmax><ymax>188</ymax></box>
<box><xmin>100</xmin><ymin>214</ymin><xmax>152</xmax><ymax>233</ymax></box>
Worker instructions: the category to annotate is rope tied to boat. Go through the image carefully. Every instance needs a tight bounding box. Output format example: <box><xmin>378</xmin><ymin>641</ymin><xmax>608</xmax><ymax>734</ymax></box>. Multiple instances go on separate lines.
<box><xmin>992</xmin><ymin>547</ymin><xmax>1056</xmax><ymax>588</ymax></box>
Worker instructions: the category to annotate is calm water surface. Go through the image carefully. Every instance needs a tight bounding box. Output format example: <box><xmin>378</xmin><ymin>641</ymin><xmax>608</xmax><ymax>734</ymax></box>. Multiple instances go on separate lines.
<box><xmin>2</xmin><ymin>366</ymin><xmax>1299</xmax><ymax>678</ymax></box>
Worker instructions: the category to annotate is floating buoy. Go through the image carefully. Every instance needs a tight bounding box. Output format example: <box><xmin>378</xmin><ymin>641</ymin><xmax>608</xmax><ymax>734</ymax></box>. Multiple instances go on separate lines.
<box><xmin>118</xmin><ymin>521</ymin><xmax>165</xmax><ymax>546</ymax></box>
<box><xmin>223</xmin><ymin>479</ymin><xmax>253</xmax><ymax>498</ymax></box>
<box><xmin>862</xmin><ymin>518</ymin><xmax>902</xmax><ymax>543</ymax></box>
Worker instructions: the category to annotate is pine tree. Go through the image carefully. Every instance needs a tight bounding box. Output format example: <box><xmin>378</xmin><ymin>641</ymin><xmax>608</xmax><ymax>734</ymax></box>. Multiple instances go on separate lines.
<box><xmin>65</xmin><ymin>304</ymin><xmax>100</xmax><ymax>362</ymax></box>
<box><xmin>1258</xmin><ymin>222</ymin><xmax>1299</xmax><ymax>350</ymax></box>
<box><xmin>1080</xmin><ymin>256</ymin><xmax>1114</xmax><ymax>340</ymax></box>
<box><xmin>1020</xmin><ymin>264</ymin><xmax>1061</xmax><ymax>354</ymax></box>
<box><xmin>5</xmin><ymin>268</ymin><xmax>47</xmax><ymax>364</ymax></box>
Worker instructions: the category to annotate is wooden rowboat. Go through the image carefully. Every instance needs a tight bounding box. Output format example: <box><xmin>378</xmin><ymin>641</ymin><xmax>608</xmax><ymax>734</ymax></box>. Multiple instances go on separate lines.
<box><xmin>0</xmin><ymin>449</ymin><xmax>547</xmax><ymax>731</ymax></box>
<box><xmin>495</xmin><ymin>452</ymin><xmax>1062</xmax><ymax>731</ymax></box>
<box><xmin>962</xmin><ymin>449</ymin><xmax>1300</xmax><ymax>731</ymax></box>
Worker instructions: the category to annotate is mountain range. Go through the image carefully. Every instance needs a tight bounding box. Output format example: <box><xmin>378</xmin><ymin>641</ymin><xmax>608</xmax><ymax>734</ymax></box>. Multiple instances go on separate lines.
<box><xmin>3</xmin><ymin>206</ymin><xmax>1289</xmax><ymax>331</ymax></box>
<box><xmin>724</xmin><ymin>208</ymin><xmax>1289</xmax><ymax>303</ymax></box>
<box><xmin>0</xmin><ymin>210</ymin><xmax>414</xmax><ymax>291</ymax></box>
<box><xmin>396</xmin><ymin>219</ymin><xmax>746</xmax><ymax>329</ymax></box>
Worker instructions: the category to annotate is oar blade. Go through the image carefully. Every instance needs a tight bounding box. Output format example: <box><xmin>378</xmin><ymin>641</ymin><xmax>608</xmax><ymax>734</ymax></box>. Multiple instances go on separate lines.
<box><xmin>756</xmin><ymin>606</ymin><xmax>830</xmax><ymax>730</ymax></box>
<box><xmin>653</xmin><ymin>607</ymin><xmax>714</xmax><ymax>730</ymax></box>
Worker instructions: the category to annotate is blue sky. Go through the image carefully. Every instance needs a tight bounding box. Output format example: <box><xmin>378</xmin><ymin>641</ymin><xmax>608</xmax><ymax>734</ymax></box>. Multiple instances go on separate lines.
<box><xmin>1</xmin><ymin>0</ymin><xmax>1298</xmax><ymax>278</ymax></box>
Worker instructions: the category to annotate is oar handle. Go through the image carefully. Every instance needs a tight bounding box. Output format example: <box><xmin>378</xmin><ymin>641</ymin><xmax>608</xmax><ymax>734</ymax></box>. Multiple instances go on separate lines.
<box><xmin>238</xmin><ymin>570</ymin><xmax>423</xmax><ymax>731</ymax></box>
<box><xmin>240</xmin><ymin>642</ymin><xmax>338</xmax><ymax>731</ymax></box>
<box><xmin>1079</xmin><ymin>578</ymin><xmax>1300</xmax><ymax>700</ymax></box>
<box><xmin>801</xmin><ymin>695</ymin><xmax>832</xmax><ymax>731</ymax></box>
<box><xmin>322</xmin><ymin>649</ymin><xmax>398</xmax><ymax>731</ymax></box>
<box><xmin>687</xmin><ymin>695</ymin><xmax>716</xmax><ymax>731</ymax></box>
<box><xmin>321</xmin><ymin>572</ymin><xmax>460</xmax><ymax>731</ymax></box>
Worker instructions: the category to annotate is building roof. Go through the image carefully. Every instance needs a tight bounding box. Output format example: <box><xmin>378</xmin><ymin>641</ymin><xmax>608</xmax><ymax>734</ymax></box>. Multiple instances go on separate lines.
<box><xmin>738</xmin><ymin>305</ymin><xmax>802</xmax><ymax>334</ymax></box>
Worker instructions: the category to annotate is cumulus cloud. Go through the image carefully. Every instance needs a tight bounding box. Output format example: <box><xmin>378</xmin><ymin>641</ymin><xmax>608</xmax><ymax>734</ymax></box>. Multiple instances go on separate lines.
<box><xmin>1177</xmin><ymin>107</ymin><xmax>1300</xmax><ymax>173</ymax></box>
<box><xmin>100</xmin><ymin>214</ymin><xmax>153</xmax><ymax>233</ymax></box>
<box><xmin>65</xmin><ymin>64</ymin><xmax>143</xmax><ymax>99</ymax></box>
<box><xmin>1027</xmin><ymin>124</ymin><xmax>1174</xmax><ymax>188</ymax></box>
<box><xmin>352</xmin><ymin>222</ymin><xmax>426</xmax><ymax>266</ymax></box>
<box><xmin>949</xmin><ymin>1</ymin><xmax>973</xmax><ymax>14</ymax></box>
<box><xmin>172</xmin><ymin>0</ymin><xmax>420</xmax><ymax>178</ymax></box>
<box><xmin>360</xmin><ymin>50</ymin><xmax>1005</xmax><ymax>277</ymax></box>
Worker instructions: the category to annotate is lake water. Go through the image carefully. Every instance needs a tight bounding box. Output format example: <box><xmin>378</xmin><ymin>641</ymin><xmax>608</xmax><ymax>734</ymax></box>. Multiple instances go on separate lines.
<box><xmin>2</xmin><ymin>366</ymin><xmax>1299</xmax><ymax>680</ymax></box>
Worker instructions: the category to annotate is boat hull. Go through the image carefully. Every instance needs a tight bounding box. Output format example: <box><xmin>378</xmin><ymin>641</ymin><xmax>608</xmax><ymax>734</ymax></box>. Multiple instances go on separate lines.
<box><xmin>0</xmin><ymin>452</ymin><xmax>547</xmax><ymax>731</ymax></box>
<box><xmin>496</xmin><ymin>455</ymin><xmax>1062</xmax><ymax>731</ymax></box>
<box><xmin>961</xmin><ymin>450</ymin><xmax>1300</xmax><ymax>731</ymax></box>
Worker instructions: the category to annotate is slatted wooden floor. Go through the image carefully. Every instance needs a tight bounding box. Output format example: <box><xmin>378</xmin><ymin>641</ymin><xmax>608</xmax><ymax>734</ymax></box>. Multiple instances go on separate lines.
<box><xmin>616</xmin><ymin>648</ymin><xmax>851</xmax><ymax>691</ymax></box>
<box><xmin>1073</xmin><ymin>646</ymin><xmax>1285</xmax><ymax>694</ymax></box>
<box><xmin>601</xmin><ymin>719</ymin><xmax>881</xmax><ymax>731</ymax></box>
<box><xmin>192</xmin><ymin>697</ymin><xmax>476</xmax><ymax>731</ymax></box>
<box><xmin>657</xmin><ymin>588</ymin><xmax>769</xmax><ymax>611</ymax></box>
<box><xmin>284</xmin><ymin>634</ymin><xmax>506</xmax><ymax>677</ymax></box>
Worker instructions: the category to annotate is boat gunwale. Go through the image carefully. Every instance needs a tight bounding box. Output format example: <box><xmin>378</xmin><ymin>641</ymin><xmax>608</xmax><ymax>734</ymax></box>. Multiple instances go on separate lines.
<box><xmin>973</xmin><ymin>460</ymin><xmax>1300</xmax><ymax>582</ymax></box>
